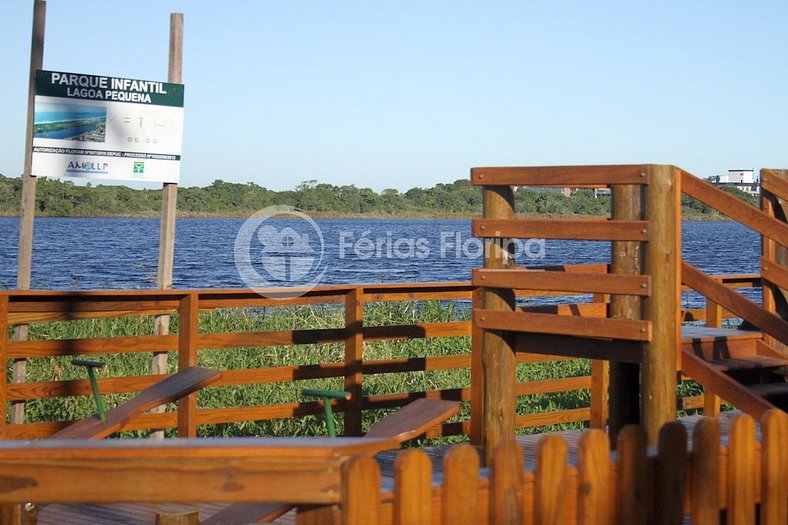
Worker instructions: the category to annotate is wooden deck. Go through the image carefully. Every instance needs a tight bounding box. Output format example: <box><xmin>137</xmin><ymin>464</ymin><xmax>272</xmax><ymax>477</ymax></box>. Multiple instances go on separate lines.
<box><xmin>35</xmin><ymin>412</ymin><xmax>747</xmax><ymax>525</ymax></box>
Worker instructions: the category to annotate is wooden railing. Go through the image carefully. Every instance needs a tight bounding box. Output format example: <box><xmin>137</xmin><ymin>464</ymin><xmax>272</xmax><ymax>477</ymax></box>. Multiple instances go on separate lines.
<box><xmin>0</xmin><ymin>411</ymin><xmax>782</xmax><ymax>525</ymax></box>
<box><xmin>0</xmin><ymin>283</ymin><xmax>597</xmax><ymax>440</ymax></box>
<box><xmin>0</xmin><ymin>275</ymin><xmax>759</xmax><ymax>441</ymax></box>
<box><xmin>472</xmin><ymin>164</ymin><xmax>682</xmax><ymax>451</ymax></box>
<box><xmin>681</xmin><ymin>168</ymin><xmax>788</xmax><ymax>343</ymax></box>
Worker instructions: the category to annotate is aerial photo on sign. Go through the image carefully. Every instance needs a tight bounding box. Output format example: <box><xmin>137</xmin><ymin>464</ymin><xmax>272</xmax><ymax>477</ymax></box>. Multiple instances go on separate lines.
<box><xmin>31</xmin><ymin>70</ymin><xmax>184</xmax><ymax>183</ymax></box>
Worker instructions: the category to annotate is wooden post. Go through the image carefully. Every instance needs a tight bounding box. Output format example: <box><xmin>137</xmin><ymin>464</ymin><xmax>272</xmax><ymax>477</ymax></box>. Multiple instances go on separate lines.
<box><xmin>0</xmin><ymin>294</ymin><xmax>8</xmax><ymax>439</ymax></box>
<box><xmin>469</xmin><ymin>286</ymin><xmax>484</xmax><ymax>445</ymax></box>
<box><xmin>589</xmin><ymin>292</ymin><xmax>609</xmax><ymax>429</ymax></box>
<box><xmin>155</xmin><ymin>508</ymin><xmax>199</xmax><ymax>525</ymax></box>
<box><xmin>761</xmin><ymin>168</ymin><xmax>788</xmax><ymax>356</ymax></box>
<box><xmin>703</xmin><ymin>300</ymin><xmax>722</xmax><ymax>416</ymax></box>
<box><xmin>151</xmin><ymin>12</ymin><xmax>183</xmax><ymax>437</ymax></box>
<box><xmin>608</xmin><ymin>183</ymin><xmax>642</xmax><ymax>441</ymax></box>
<box><xmin>343</xmin><ymin>287</ymin><xmax>364</xmax><ymax>436</ymax></box>
<box><xmin>12</xmin><ymin>0</ymin><xmax>46</xmax><ymax>426</ymax></box>
<box><xmin>177</xmin><ymin>292</ymin><xmax>199</xmax><ymax>437</ymax></box>
<box><xmin>641</xmin><ymin>165</ymin><xmax>680</xmax><ymax>444</ymax></box>
<box><xmin>479</xmin><ymin>185</ymin><xmax>516</xmax><ymax>465</ymax></box>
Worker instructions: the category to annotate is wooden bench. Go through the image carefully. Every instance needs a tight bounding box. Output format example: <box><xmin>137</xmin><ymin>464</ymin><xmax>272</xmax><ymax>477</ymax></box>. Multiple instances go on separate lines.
<box><xmin>49</xmin><ymin>366</ymin><xmax>221</xmax><ymax>440</ymax></box>
<box><xmin>202</xmin><ymin>398</ymin><xmax>460</xmax><ymax>525</ymax></box>
<box><xmin>8</xmin><ymin>367</ymin><xmax>221</xmax><ymax>525</ymax></box>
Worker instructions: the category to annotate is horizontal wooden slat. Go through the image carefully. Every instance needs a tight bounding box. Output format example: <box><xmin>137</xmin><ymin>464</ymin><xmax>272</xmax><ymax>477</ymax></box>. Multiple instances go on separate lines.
<box><xmin>474</xmin><ymin>269</ymin><xmax>650</xmax><ymax>296</ymax></box>
<box><xmin>3</xmin><ymin>411</ymin><xmax>178</xmax><ymax>439</ymax></box>
<box><xmin>513</xmin><ymin>333</ymin><xmax>642</xmax><ymax>363</ymax></box>
<box><xmin>198</xmin><ymin>328</ymin><xmax>346</xmax><ymax>349</ymax></box>
<box><xmin>470</xmin><ymin>165</ymin><xmax>648</xmax><ymax>186</ymax></box>
<box><xmin>681</xmin><ymin>170</ymin><xmax>788</xmax><ymax>247</ymax></box>
<box><xmin>472</xmin><ymin>218</ymin><xmax>650</xmax><ymax>241</ymax></box>
<box><xmin>526</xmin><ymin>303</ymin><xmax>608</xmax><ymax>318</ymax></box>
<box><xmin>8</xmin><ymin>309</ymin><xmax>175</xmax><ymax>324</ymax></box>
<box><xmin>216</xmin><ymin>364</ymin><xmax>345</xmax><ymax>386</ymax></box>
<box><xmin>362</xmin><ymin>354</ymin><xmax>472</xmax><ymax>375</ymax></box>
<box><xmin>474</xmin><ymin>309</ymin><xmax>651</xmax><ymax>341</ymax></box>
<box><xmin>8</xmin><ymin>298</ymin><xmax>182</xmax><ymax>314</ymax></box>
<box><xmin>362</xmin><ymin>389</ymin><xmax>469</xmax><ymax>407</ymax></box>
<box><xmin>364</xmin><ymin>321</ymin><xmax>471</xmax><ymax>340</ymax></box>
<box><xmin>7</xmin><ymin>334</ymin><xmax>177</xmax><ymax>359</ymax></box>
<box><xmin>760</xmin><ymin>257</ymin><xmax>788</xmax><ymax>291</ymax></box>
<box><xmin>515</xmin><ymin>407</ymin><xmax>590</xmax><ymax>428</ymax></box>
<box><xmin>198</xmin><ymin>293</ymin><xmax>346</xmax><ymax>309</ymax></box>
<box><xmin>0</xmin><ymin>437</ymin><xmax>398</xmax><ymax>504</ymax></box>
<box><xmin>515</xmin><ymin>376</ymin><xmax>591</xmax><ymax>396</ymax></box>
<box><xmin>7</xmin><ymin>373</ymin><xmax>179</xmax><ymax>401</ymax></box>
<box><xmin>760</xmin><ymin>169</ymin><xmax>788</xmax><ymax>202</ymax></box>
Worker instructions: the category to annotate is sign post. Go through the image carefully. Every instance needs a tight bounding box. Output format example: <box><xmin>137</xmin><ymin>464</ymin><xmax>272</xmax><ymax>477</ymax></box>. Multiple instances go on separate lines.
<box><xmin>12</xmin><ymin>0</ymin><xmax>47</xmax><ymax>425</ymax></box>
<box><xmin>151</xmin><ymin>13</ymin><xmax>183</xmax><ymax>438</ymax></box>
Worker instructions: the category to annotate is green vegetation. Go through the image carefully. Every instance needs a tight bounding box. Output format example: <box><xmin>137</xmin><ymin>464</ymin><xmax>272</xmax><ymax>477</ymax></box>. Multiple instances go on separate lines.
<box><xmin>0</xmin><ymin>173</ymin><xmax>757</xmax><ymax>218</ymax></box>
<box><xmin>15</xmin><ymin>301</ymin><xmax>595</xmax><ymax>440</ymax></box>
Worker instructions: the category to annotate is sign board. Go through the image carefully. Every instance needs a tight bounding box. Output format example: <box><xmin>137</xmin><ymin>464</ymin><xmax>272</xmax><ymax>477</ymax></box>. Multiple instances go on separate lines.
<box><xmin>31</xmin><ymin>70</ymin><xmax>184</xmax><ymax>183</ymax></box>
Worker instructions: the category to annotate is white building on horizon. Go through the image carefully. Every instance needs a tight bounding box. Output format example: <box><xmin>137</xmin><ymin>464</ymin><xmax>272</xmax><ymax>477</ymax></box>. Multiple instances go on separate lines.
<box><xmin>706</xmin><ymin>169</ymin><xmax>760</xmax><ymax>195</ymax></box>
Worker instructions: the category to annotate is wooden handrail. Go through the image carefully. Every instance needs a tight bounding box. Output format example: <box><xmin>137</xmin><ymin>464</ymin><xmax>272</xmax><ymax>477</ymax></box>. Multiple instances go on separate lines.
<box><xmin>681</xmin><ymin>260</ymin><xmax>788</xmax><ymax>345</ymax></box>
<box><xmin>470</xmin><ymin>164</ymin><xmax>649</xmax><ymax>186</ymax></box>
<box><xmin>680</xmin><ymin>169</ymin><xmax>788</xmax><ymax>246</ymax></box>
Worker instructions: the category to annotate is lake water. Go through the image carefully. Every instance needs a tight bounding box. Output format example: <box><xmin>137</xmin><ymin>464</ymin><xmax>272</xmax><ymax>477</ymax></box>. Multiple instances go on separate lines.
<box><xmin>0</xmin><ymin>217</ymin><xmax>761</xmax><ymax>308</ymax></box>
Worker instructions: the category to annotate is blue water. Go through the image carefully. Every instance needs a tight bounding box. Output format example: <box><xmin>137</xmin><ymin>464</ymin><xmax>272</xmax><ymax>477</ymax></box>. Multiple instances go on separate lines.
<box><xmin>0</xmin><ymin>217</ymin><xmax>761</xmax><ymax>309</ymax></box>
<box><xmin>34</xmin><ymin>125</ymin><xmax>98</xmax><ymax>140</ymax></box>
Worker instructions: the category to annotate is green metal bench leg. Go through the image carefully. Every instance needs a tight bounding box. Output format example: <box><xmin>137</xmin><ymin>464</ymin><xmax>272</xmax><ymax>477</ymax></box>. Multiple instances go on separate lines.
<box><xmin>301</xmin><ymin>388</ymin><xmax>350</xmax><ymax>437</ymax></box>
<box><xmin>72</xmin><ymin>359</ymin><xmax>107</xmax><ymax>422</ymax></box>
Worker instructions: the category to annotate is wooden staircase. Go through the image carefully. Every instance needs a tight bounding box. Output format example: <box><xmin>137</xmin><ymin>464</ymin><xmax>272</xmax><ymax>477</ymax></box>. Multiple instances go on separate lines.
<box><xmin>679</xmin><ymin>169</ymin><xmax>788</xmax><ymax>418</ymax></box>
<box><xmin>681</xmin><ymin>326</ymin><xmax>788</xmax><ymax>417</ymax></box>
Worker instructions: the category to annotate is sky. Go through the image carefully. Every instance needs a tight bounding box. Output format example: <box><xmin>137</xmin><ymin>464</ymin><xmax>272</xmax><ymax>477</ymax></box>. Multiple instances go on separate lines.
<box><xmin>1</xmin><ymin>0</ymin><xmax>787</xmax><ymax>192</ymax></box>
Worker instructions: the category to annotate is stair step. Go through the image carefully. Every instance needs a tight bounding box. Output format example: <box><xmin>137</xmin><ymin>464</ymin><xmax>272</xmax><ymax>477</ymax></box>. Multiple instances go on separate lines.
<box><xmin>681</xmin><ymin>326</ymin><xmax>763</xmax><ymax>342</ymax></box>
<box><xmin>748</xmin><ymin>382</ymin><xmax>788</xmax><ymax>396</ymax></box>
<box><xmin>705</xmin><ymin>355</ymin><xmax>788</xmax><ymax>372</ymax></box>
<box><xmin>747</xmin><ymin>382</ymin><xmax>788</xmax><ymax>410</ymax></box>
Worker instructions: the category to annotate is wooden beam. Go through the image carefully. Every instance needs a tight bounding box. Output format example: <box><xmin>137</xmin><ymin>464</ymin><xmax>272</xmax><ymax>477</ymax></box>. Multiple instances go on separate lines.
<box><xmin>473</xmin><ymin>268</ymin><xmax>650</xmax><ymax>296</ymax></box>
<box><xmin>512</xmin><ymin>333</ymin><xmax>642</xmax><ymax>363</ymax></box>
<box><xmin>641</xmin><ymin>165</ymin><xmax>680</xmax><ymax>445</ymax></box>
<box><xmin>177</xmin><ymin>292</ymin><xmax>199</xmax><ymax>437</ymax></box>
<box><xmin>470</xmin><ymin>165</ymin><xmax>648</xmax><ymax>186</ymax></box>
<box><xmin>0</xmin><ymin>437</ymin><xmax>397</xmax><ymax>504</ymax></box>
<box><xmin>608</xmin><ymin>183</ymin><xmax>643</xmax><ymax>440</ymax></box>
<box><xmin>475</xmin><ymin>310</ymin><xmax>651</xmax><ymax>341</ymax></box>
<box><xmin>473</xmin><ymin>218</ymin><xmax>650</xmax><ymax>241</ymax></box>
<box><xmin>344</xmin><ymin>287</ymin><xmax>364</xmax><ymax>436</ymax></box>
<box><xmin>478</xmin><ymin>184</ymin><xmax>517</xmax><ymax>465</ymax></box>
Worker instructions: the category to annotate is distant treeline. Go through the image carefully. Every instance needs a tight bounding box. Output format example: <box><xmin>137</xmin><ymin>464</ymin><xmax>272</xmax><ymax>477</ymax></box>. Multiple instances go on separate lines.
<box><xmin>0</xmin><ymin>174</ymin><xmax>757</xmax><ymax>218</ymax></box>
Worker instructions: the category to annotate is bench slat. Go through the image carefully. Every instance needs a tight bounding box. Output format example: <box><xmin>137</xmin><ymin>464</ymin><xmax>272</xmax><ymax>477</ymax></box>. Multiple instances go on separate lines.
<box><xmin>50</xmin><ymin>367</ymin><xmax>221</xmax><ymax>440</ymax></box>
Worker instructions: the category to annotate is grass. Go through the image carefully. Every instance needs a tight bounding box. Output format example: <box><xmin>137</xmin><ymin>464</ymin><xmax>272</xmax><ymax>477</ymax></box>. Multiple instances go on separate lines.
<box><xmin>12</xmin><ymin>300</ymin><xmax>611</xmax><ymax>440</ymax></box>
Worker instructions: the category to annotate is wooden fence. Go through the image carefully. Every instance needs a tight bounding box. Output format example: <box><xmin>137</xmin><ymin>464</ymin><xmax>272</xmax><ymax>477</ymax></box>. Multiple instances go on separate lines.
<box><xmin>343</xmin><ymin>410</ymin><xmax>787</xmax><ymax>525</ymax></box>
<box><xmin>0</xmin><ymin>274</ymin><xmax>761</xmax><ymax>441</ymax></box>
<box><xmin>0</xmin><ymin>411</ymin><xmax>782</xmax><ymax>525</ymax></box>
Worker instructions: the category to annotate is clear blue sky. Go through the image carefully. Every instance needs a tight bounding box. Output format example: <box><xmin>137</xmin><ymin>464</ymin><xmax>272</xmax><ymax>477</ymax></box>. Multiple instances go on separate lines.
<box><xmin>1</xmin><ymin>0</ymin><xmax>786</xmax><ymax>192</ymax></box>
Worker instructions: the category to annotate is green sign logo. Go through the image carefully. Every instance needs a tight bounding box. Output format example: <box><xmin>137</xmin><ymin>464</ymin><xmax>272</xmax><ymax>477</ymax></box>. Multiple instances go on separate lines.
<box><xmin>133</xmin><ymin>162</ymin><xmax>145</xmax><ymax>174</ymax></box>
